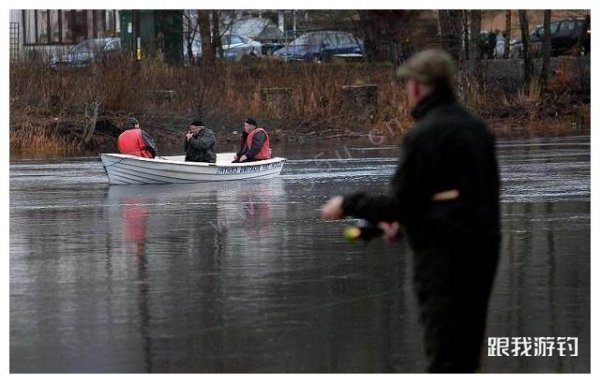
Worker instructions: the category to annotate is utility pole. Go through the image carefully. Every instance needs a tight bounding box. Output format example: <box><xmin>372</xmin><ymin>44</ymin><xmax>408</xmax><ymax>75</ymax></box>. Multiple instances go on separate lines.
<box><xmin>278</xmin><ymin>10</ymin><xmax>284</xmax><ymax>33</ymax></box>
<box><xmin>132</xmin><ymin>10</ymin><xmax>141</xmax><ymax>74</ymax></box>
<box><xmin>292</xmin><ymin>10</ymin><xmax>297</xmax><ymax>35</ymax></box>
<box><xmin>132</xmin><ymin>10</ymin><xmax>141</xmax><ymax>61</ymax></box>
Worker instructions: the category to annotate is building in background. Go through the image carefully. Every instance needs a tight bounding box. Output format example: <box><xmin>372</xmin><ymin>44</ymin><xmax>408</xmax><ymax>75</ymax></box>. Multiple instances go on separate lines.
<box><xmin>10</xmin><ymin>9</ymin><xmax>119</xmax><ymax>61</ymax></box>
<box><xmin>118</xmin><ymin>10</ymin><xmax>183</xmax><ymax>64</ymax></box>
<box><xmin>9</xmin><ymin>9</ymin><xmax>183</xmax><ymax>65</ymax></box>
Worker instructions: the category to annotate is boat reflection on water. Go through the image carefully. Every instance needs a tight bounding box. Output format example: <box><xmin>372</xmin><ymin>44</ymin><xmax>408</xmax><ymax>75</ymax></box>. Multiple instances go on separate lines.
<box><xmin>241</xmin><ymin>189</ymin><xmax>271</xmax><ymax>239</ymax></box>
<box><xmin>102</xmin><ymin>179</ymin><xmax>287</xmax><ymax>371</ymax></box>
<box><xmin>104</xmin><ymin>178</ymin><xmax>287</xmax><ymax>259</ymax></box>
<box><xmin>120</xmin><ymin>197</ymin><xmax>149</xmax><ymax>259</ymax></box>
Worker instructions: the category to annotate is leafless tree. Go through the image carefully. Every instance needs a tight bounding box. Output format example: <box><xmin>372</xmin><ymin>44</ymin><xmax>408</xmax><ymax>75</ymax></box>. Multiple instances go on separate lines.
<box><xmin>211</xmin><ymin>11</ymin><xmax>224</xmax><ymax>59</ymax></box>
<box><xmin>357</xmin><ymin>10</ymin><xmax>391</xmax><ymax>62</ymax></box>
<box><xmin>469</xmin><ymin>10</ymin><xmax>482</xmax><ymax>60</ymax></box>
<box><xmin>186</xmin><ymin>10</ymin><xmax>240</xmax><ymax>65</ymax></box>
<box><xmin>575</xmin><ymin>12</ymin><xmax>590</xmax><ymax>55</ymax></box>
<box><xmin>183</xmin><ymin>11</ymin><xmax>200</xmax><ymax>64</ymax></box>
<box><xmin>354</xmin><ymin>10</ymin><xmax>430</xmax><ymax>64</ymax></box>
<box><xmin>198</xmin><ymin>10</ymin><xmax>214</xmax><ymax>65</ymax></box>
<box><xmin>538</xmin><ymin>10</ymin><xmax>552</xmax><ymax>91</ymax></box>
<box><xmin>438</xmin><ymin>10</ymin><xmax>464</xmax><ymax>61</ymax></box>
<box><xmin>503</xmin><ymin>11</ymin><xmax>511</xmax><ymax>59</ymax></box>
<box><xmin>462</xmin><ymin>11</ymin><xmax>469</xmax><ymax>60</ymax></box>
<box><xmin>518</xmin><ymin>10</ymin><xmax>533</xmax><ymax>87</ymax></box>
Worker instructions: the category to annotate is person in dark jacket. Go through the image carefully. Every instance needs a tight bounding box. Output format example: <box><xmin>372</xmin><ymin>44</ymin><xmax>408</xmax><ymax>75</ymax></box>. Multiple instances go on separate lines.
<box><xmin>117</xmin><ymin>117</ymin><xmax>158</xmax><ymax>158</ymax></box>
<box><xmin>232</xmin><ymin>118</ymin><xmax>271</xmax><ymax>163</ymax></box>
<box><xmin>320</xmin><ymin>49</ymin><xmax>500</xmax><ymax>373</ymax></box>
<box><xmin>184</xmin><ymin>119</ymin><xmax>216</xmax><ymax>163</ymax></box>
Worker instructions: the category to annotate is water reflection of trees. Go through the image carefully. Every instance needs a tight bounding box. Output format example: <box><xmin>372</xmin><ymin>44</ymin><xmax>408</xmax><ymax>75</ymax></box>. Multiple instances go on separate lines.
<box><xmin>485</xmin><ymin>200</ymin><xmax>590</xmax><ymax>372</ymax></box>
<box><xmin>102</xmin><ymin>180</ymin><xmax>288</xmax><ymax>371</ymax></box>
<box><xmin>12</xmin><ymin>175</ymin><xmax>590</xmax><ymax>371</ymax></box>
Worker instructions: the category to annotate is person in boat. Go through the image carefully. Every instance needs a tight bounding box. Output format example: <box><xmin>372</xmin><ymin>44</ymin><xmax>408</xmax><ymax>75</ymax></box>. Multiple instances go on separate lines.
<box><xmin>184</xmin><ymin>119</ymin><xmax>217</xmax><ymax>163</ymax></box>
<box><xmin>320</xmin><ymin>49</ymin><xmax>500</xmax><ymax>372</ymax></box>
<box><xmin>232</xmin><ymin>118</ymin><xmax>271</xmax><ymax>163</ymax></box>
<box><xmin>116</xmin><ymin>117</ymin><xmax>158</xmax><ymax>158</ymax></box>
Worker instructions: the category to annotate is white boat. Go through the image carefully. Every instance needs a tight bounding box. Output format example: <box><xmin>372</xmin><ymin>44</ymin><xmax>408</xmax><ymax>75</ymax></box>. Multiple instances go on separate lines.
<box><xmin>100</xmin><ymin>152</ymin><xmax>286</xmax><ymax>185</ymax></box>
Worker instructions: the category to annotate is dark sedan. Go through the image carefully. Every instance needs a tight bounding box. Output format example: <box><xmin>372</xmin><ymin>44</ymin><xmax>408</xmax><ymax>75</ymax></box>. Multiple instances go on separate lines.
<box><xmin>272</xmin><ymin>31</ymin><xmax>364</xmax><ymax>62</ymax></box>
<box><xmin>510</xmin><ymin>18</ymin><xmax>590</xmax><ymax>58</ymax></box>
<box><xmin>49</xmin><ymin>37</ymin><xmax>121</xmax><ymax>70</ymax></box>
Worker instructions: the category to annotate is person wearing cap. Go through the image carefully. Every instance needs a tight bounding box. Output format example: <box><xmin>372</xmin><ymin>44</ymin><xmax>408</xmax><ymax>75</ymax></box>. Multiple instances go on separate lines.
<box><xmin>117</xmin><ymin>117</ymin><xmax>158</xmax><ymax>158</ymax></box>
<box><xmin>320</xmin><ymin>49</ymin><xmax>500</xmax><ymax>372</ymax></box>
<box><xmin>184</xmin><ymin>119</ymin><xmax>216</xmax><ymax>163</ymax></box>
<box><xmin>232</xmin><ymin>118</ymin><xmax>271</xmax><ymax>163</ymax></box>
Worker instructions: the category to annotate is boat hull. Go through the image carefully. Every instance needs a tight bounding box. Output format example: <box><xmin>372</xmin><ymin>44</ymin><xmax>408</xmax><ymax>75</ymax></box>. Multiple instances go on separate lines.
<box><xmin>100</xmin><ymin>153</ymin><xmax>285</xmax><ymax>184</ymax></box>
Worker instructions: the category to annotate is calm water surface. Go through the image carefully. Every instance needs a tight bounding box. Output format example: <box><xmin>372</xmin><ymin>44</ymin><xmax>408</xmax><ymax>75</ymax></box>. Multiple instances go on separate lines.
<box><xmin>10</xmin><ymin>136</ymin><xmax>590</xmax><ymax>372</ymax></box>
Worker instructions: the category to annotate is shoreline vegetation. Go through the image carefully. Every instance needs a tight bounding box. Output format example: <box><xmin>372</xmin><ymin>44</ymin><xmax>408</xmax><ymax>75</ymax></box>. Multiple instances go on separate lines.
<box><xmin>10</xmin><ymin>56</ymin><xmax>590</xmax><ymax>159</ymax></box>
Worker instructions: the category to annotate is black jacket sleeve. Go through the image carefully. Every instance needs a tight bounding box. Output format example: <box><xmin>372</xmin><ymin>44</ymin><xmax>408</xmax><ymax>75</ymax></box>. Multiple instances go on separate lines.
<box><xmin>141</xmin><ymin>130</ymin><xmax>158</xmax><ymax>157</ymax></box>
<box><xmin>245</xmin><ymin>131</ymin><xmax>266</xmax><ymax>159</ymax></box>
<box><xmin>341</xmin><ymin>132</ymin><xmax>427</xmax><ymax>225</ymax></box>
<box><xmin>342</xmin><ymin>192</ymin><xmax>401</xmax><ymax>223</ymax></box>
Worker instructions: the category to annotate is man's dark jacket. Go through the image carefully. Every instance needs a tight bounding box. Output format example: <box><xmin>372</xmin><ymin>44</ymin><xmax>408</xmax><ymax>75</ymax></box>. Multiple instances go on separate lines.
<box><xmin>342</xmin><ymin>86</ymin><xmax>501</xmax><ymax>372</ymax></box>
<box><xmin>184</xmin><ymin>127</ymin><xmax>217</xmax><ymax>163</ymax></box>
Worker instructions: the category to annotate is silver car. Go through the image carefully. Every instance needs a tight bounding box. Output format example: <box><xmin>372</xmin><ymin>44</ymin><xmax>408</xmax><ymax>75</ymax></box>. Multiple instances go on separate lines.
<box><xmin>222</xmin><ymin>33</ymin><xmax>262</xmax><ymax>59</ymax></box>
<box><xmin>183</xmin><ymin>33</ymin><xmax>262</xmax><ymax>63</ymax></box>
<box><xmin>49</xmin><ymin>37</ymin><xmax>121</xmax><ymax>70</ymax></box>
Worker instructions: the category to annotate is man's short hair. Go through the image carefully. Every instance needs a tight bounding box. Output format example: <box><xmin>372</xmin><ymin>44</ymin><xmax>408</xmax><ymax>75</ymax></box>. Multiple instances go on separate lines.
<box><xmin>245</xmin><ymin>118</ymin><xmax>258</xmax><ymax>127</ymax></box>
<box><xmin>396</xmin><ymin>49</ymin><xmax>456</xmax><ymax>89</ymax></box>
<box><xmin>126</xmin><ymin>117</ymin><xmax>139</xmax><ymax>128</ymax></box>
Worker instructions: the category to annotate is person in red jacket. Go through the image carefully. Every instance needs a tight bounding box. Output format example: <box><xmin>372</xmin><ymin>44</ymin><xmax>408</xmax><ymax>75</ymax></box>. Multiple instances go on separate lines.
<box><xmin>117</xmin><ymin>117</ymin><xmax>158</xmax><ymax>158</ymax></box>
<box><xmin>232</xmin><ymin>118</ymin><xmax>271</xmax><ymax>163</ymax></box>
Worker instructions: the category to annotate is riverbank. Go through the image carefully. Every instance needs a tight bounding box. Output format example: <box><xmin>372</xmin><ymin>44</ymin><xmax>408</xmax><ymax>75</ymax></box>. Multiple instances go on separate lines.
<box><xmin>9</xmin><ymin>56</ymin><xmax>590</xmax><ymax>158</ymax></box>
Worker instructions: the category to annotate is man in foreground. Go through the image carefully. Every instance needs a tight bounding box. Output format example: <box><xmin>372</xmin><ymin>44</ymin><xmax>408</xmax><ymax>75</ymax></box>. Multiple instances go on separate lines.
<box><xmin>320</xmin><ymin>49</ymin><xmax>501</xmax><ymax>372</ymax></box>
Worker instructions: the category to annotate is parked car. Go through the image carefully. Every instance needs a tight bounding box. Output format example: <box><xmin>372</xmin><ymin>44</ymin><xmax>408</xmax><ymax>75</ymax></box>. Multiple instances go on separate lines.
<box><xmin>227</xmin><ymin>17</ymin><xmax>284</xmax><ymax>55</ymax></box>
<box><xmin>183</xmin><ymin>33</ymin><xmax>262</xmax><ymax>63</ymax></box>
<box><xmin>510</xmin><ymin>18</ymin><xmax>590</xmax><ymax>59</ymax></box>
<box><xmin>222</xmin><ymin>33</ymin><xmax>262</xmax><ymax>59</ymax></box>
<box><xmin>272</xmin><ymin>31</ymin><xmax>364</xmax><ymax>62</ymax></box>
<box><xmin>49</xmin><ymin>37</ymin><xmax>121</xmax><ymax>70</ymax></box>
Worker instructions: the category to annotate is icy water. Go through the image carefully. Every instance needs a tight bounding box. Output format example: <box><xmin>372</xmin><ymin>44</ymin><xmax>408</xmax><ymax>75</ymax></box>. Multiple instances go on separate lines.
<box><xmin>9</xmin><ymin>136</ymin><xmax>590</xmax><ymax>372</ymax></box>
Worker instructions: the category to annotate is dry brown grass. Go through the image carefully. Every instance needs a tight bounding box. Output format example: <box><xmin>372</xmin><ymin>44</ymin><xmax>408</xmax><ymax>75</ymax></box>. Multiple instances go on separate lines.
<box><xmin>10</xmin><ymin>58</ymin><xmax>405</xmax><ymax>153</ymax></box>
<box><xmin>9</xmin><ymin>55</ymin><xmax>589</xmax><ymax>156</ymax></box>
<box><xmin>9</xmin><ymin>119</ymin><xmax>79</xmax><ymax>157</ymax></box>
